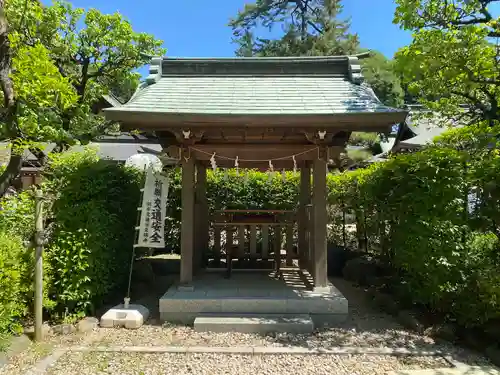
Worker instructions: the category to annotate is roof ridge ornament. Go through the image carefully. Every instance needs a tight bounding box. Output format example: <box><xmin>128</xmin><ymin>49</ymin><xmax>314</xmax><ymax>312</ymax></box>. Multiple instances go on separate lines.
<box><xmin>347</xmin><ymin>56</ymin><xmax>364</xmax><ymax>85</ymax></box>
<box><xmin>146</xmin><ymin>57</ymin><xmax>162</xmax><ymax>85</ymax></box>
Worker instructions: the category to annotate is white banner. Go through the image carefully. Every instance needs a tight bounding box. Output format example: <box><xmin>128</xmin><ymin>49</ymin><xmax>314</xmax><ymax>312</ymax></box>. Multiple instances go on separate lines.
<box><xmin>137</xmin><ymin>167</ymin><xmax>169</xmax><ymax>248</ymax></box>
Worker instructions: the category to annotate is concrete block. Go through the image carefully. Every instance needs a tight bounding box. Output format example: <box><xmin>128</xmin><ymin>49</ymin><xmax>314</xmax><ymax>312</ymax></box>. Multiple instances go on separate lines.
<box><xmin>194</xmin><ymin>314</ymin><xmax>314</xmax><ymax>334</ymax></box>
<box><xmin>100</xmin><ymin>304</ymin><xmax>149</xmax><ymax>329</ymax></box>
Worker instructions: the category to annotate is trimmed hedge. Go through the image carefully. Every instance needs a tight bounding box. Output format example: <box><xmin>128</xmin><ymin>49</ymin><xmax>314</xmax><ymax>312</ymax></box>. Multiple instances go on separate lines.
<box><xmin>0</xmin><ymin>232</ymin><xmax>28</xmax><ymax>335</ymax></box>
<box><xmin>0</xmin><ymin>148</ymin><xmax>141</xmax><ymax>328</ymax></box>
<box><xmin>1</xmin><ymin>122</ymin><xmax>499</xmax><ymax>331</ymax></box>
<box><xmin>43</xmin><ymin>149</ymin><xmax>141</xmax><ymax>320</ymax></box>
<box><xmin>164</xmin><ymin>168</ymin><xmax>300</xmax><ymax>252</ymax></box>
<box><xmin>328</xmin><ymin>122</ymin><xmax>500</xmax><ymax>327</ymax></box>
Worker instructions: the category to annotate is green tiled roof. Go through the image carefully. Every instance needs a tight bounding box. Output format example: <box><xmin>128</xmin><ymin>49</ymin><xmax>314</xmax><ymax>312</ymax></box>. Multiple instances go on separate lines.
<box><xmin>105</xmin><ymin>55</ymin><xmax>404</xmax><ymax>116</ymax></box>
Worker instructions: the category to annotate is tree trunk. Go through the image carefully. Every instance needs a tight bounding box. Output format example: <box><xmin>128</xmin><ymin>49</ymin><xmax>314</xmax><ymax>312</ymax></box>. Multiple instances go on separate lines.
<box><xmin>0</xmin><ymin>152</ymin><xmax>22</xmax><ymax>194</ymax></box>
<box><xmin>0</xmin><ymin>0</ymin><xmax>23</xmax><ymax>196</ymax></box>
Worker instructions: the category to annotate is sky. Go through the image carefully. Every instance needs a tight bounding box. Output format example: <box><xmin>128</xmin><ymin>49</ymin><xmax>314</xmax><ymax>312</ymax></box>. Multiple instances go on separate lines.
<box><xmin>64</xmin><ymin>0</ymin><xmax>412</xmax><ymax>60</ymax></box>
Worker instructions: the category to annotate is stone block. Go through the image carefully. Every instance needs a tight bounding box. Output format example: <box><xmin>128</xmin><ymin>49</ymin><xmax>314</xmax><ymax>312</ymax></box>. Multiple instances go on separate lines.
<box><xmin>194</xmin><ymin>314</ymin><xmax>314</xmax><ymax>334</ymax></box>
<box><xmin>159</xmin><ymin>312</ymin><xmax>196</xmax><ymax>325</ymax></box>
<box><xmin>388</xmin><ymin>366</ymin><xmax>500</xmax><ymax>375</ymax></box>
<box><xmin>424</xmin><ymin>323</ymin><xmax>457</xmax><ymax>342</ymax></box>
<box><xmin>77</xmin><ymin>317</ymin><xmax>99</xmax><ymax>333</ymax></box>
<box><xmin>100</xmin><ymin>304</ymin><xmax>149</xmax><ymax>329</ymax></box>
<box><xmin>161</xmin><ymin>298</ymin><xmax>222</xmax><ymax>314</ymax></box>
<box><xmin>397</xmin><ymin>310</ymin><xmax>424</xmax><ymax>334</ymax></box>
<box><xmin>485</xmin><ymin>346</ymin><xmax>500</xmax><ymax>368</ymax></box>
<box><xmin>372</xmin><ymin>292</ymin><xmax>399</xmax><ymax>315</ymax></box>
<box><xmin>310</xmin><ymin>313</ymin><xmax>349</xmax><ymax>328</ymax></box>
<box><xmin>52</xmin><ymin>323</ymin><xmax>76</xmax><ymax>335</ymax></box>
<box><xmin>220</xmin><ymin>298</ymin><xmax>286</xmax><ymax>314</ymax></box>
<box><xmin>24</xmin><ymin>323</ymin><xmax>51</xmax><ymax>337</ymax></box>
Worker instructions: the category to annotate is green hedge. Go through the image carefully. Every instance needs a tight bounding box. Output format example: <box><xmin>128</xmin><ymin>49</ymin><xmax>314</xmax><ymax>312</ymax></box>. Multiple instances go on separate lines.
<box><xmin>43</xmin><ymin>149</ymin><xmax>141</xmax><ymax>320</ymax></box>
<box><xmin>1</xmin><ymin>122</ymin><xmax>499</xmax><ymax>331</ymax></box>
<box><xmin>0</xmin><ymin>148</ymin><xmax>141</xmax><ymax>328</ymax></box>
<box><xmin>0</xmin><ymin>232</ymin><xmax>28</xmax><ymax>336</ymax></box>
<box><xmin>328</xmin><ymin>122</ymin><xmax>500</xmax><ymax>327</ymax></box>
<box><xmin>164</xmin><ymin>168</ymin><xmax>300</xmax><ymax>252</ymax></box>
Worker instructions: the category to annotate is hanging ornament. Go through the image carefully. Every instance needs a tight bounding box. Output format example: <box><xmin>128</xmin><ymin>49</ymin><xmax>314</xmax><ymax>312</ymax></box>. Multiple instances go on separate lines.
<box><xmin>210</xmin><ymin>152</ymin><xmax>217</xmax><ymax>172</ymax></box>
<box><xmin>268</xmin><ymin>171</ymin><xmax>274</xmax><ymax>184</ymax></box>
<box><xmin>292</xmin><ymin>155</ymin><xmax>297</xmax><ymax>173</ymax></box>
<box><xmin>282</xmin><ymin>169</ymin><xmax>286</xmax><ymax>182</ymax></box>
<box><xmin>235</xmin><ymin>156</ymin><xmax>239</xmax><ymax>176</ymax></box>
<box><xmin>224</xmin><ymin>169</ymin><xmax>228</xmax><ymax>181</ymax></box>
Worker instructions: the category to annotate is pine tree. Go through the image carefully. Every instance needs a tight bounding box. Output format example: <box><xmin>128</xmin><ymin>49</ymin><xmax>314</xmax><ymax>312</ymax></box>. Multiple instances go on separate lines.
<box><xmin>230</xmin><ymin>0</ymin><xmax>359</xmax><ymax>57</ymax></box>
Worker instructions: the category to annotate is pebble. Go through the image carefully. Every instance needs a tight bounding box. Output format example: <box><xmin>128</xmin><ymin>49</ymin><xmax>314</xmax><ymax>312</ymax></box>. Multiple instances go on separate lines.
<box><xmin>45</xmin><ymin>352</ymin><xmax>449</xmax><ymax>375</ymax></box>
<box><xmin>1</xmin><ymin>279</ymin><xmax>492</xmax><ymax>374</ymax></box>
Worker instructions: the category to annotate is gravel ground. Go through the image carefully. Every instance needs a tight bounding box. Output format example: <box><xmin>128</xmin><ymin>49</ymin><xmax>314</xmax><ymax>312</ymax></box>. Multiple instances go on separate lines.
<box><xmin>0</xmin><ymin>278</ymin><xmax>491</xmax><ymax>374</ymax></box>
<box><xmin>46</xmin><ymin>352</ymin><xmax>450</xmax><ymax>375</ymax></box>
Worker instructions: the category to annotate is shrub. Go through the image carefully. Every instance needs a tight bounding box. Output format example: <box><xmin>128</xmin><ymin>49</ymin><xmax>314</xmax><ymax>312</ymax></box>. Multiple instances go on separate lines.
<box><xmin>0</xmin><ymin>190</ymin><xmax>55</xmax><ymax>333</ymax></box>
<box><xmin>0</xmin><ymin>232</ymin><xmax>28</xmax><ymax>335</ymax></box>
<box><xmin>43</xmin><ymin>149</ymin><xmax>141</xmax><ymax>320</ymax></box>
<box><xmin>164</xmin><ymin>168</ymin><xmax>300</xmax><ymax>253</ymax></box>
<box><xmin>328</xmin><ymin>122</ymin><xmax>500</xmax><ymax>327</ymax></box>
<box><xmin>0</xmin><ymin>190</ymin><xmax>35</xmax><ymax>241</ymax></box>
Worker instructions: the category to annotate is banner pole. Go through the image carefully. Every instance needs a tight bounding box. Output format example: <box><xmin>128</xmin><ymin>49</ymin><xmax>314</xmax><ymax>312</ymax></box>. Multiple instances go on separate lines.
<box><xmin>125</xmin><ymin>165</ymin><xmax>148</xmax><ymax>308</ymax></box>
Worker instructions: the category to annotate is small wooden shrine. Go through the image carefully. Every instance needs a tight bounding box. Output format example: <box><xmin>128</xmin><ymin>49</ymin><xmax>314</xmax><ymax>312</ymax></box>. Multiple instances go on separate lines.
<box><xmin>104</xmin><ymin>54</ymin><xmax>407</xmax><ymax>296</ymax></box>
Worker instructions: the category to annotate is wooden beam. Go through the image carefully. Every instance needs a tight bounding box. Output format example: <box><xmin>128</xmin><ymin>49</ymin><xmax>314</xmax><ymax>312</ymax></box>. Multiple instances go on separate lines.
<box><xmin>187</xmin><ymin>144</ymin><xmax>324</xmax><ymax>161</ymax></box>
<box><xmin>273</xmin><ymin>226</ymin><xmax>281</xmax><ymax>273</ymax></box>
<box><xmin>195</xmin><ymin>163</ymin><xmax>208</xmax><ymax>272</ymax></box>
<box><xmin>307</xmin><ymin>203</ymin><xmax>314</xmax><ymax>274</ymax></box>
<box><xmin>180</xmin><ymin>157</ymin><xmax>195</xmax><ymax>286</ymax></box>
<box><xmin>249</xmin><ymin>225</ymin><xmax>257</xmax><ymax>258</ymax></box>
<box><xmin>312</xmin><ymin>158</ymin><xmax>328</xmax><ymax>288</ymax></box>
<box><xmin>286</xmin><ymin>224</ymin><xmax>294</xmax><ymax>267</ymax></box>
<box><xmin>261</xmin><ymin>225</ymin><xmax>269</xmax><ymax>259</ymax></box>
<box><xmin>213</xmin><ymin>226</ymin><xmax>221</xmax><ymax>265</ymax></box>
<box><xmin>298</xmin><ymin>165</ymin><xmax>311</xmax><ymax>269</ymax></box>
<box><xmin>107</xmin><ymin>111</ymin><xmax>407</xmax><ymax>132</ymax></box>
<box><xmin>238</xmin><ymin>226</ymin><xmax>246</xmax><ymax>257</ymax></box>
<box><xmin>225</xmin><ymin>227</ymin><xmax>234</xmax><ymax>271</ymax></box>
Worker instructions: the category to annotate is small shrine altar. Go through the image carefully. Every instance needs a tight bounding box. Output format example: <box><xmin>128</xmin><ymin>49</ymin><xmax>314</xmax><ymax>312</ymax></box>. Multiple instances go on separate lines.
<box><xmin>104</xmin><ymin>54</ymin><xmax>407</xmax><ymax>326</ymax></box>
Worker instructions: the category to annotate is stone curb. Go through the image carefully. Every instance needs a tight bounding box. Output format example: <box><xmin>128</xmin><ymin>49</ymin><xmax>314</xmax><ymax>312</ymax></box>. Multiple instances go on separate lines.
<box><xmin>25</xmin><ymin>348</ymin><xmax>66</xmax><ymax>375</ymax></box>
<box><xmin>68</xmin><ymin>345</ymin><xmax>446</xmax><ymax>357</ymax></box>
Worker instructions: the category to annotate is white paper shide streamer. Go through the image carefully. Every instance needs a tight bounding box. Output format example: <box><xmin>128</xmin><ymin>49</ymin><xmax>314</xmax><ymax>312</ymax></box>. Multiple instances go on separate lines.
<box><xmin>137</xmin><ymin>167</ymin><xmax>170</xmax><ymax>248</ymax></box>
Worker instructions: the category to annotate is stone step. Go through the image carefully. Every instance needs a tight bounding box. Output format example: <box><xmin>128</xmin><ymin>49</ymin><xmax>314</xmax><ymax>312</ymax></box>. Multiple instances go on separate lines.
<box><xmin>194</xmin><ymin>314</ymin><xmax>314</xmax><ymax>334</ymax></box>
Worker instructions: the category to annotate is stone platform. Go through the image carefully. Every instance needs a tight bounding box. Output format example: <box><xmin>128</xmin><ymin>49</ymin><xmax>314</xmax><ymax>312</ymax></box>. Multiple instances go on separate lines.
<box><xmin>159</xmin><ymin>270</ymin><xmax>348</xmax><ymax>327</ymax></box>
<box><xmin>194</xmin><ymin>314</ymin><xmax>314</xmax><ymax>334</ymax></box>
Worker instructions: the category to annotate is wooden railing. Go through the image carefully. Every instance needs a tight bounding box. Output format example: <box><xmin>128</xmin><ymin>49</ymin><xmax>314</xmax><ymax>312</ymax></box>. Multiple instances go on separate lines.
<box><xmin>209</xmin><ymin>209</ymin><xmax>297</xmax><ymax>276</ymax></box>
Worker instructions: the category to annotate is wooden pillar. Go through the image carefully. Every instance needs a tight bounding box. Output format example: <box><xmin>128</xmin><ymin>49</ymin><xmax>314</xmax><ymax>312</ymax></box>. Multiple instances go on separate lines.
<box><xmin>249</xmin><ymin>225</ymin><xmax>257</xmax><ymax>258</ymax></box>
<box><xmin>213</xmin><ymin>226</ymin><xmax>221</xmax><ymax>265</ymax></box>
<box><xmin>298</xmin><ymin>165</ymin><xmax>311</xmax><ymax>269</ymax></box>
<box><xmin>286</xmin><ymin>224</ymin><xmax>294</xmax><ymax>266</ymax></box>
<box><xmin>195</xmin><ymin>164</ymin><xmax>208</xmax><ymax>272</ymax></box>
<box><xmin>261</xmin><ymin>225</ymin><xmax>269</xmax><ymax>259</ymax></box>
<box><xmin>308</xmin><ymin>204</ymin><xmax>314</xmax><ymax>274</ymax></box>
<box><xmin>226</xmin><ymin>227</ymin><xmax>234</xmax><ymax>271</ymax></box>
<box><xmin>180</xmin><ymin>157</ymin><xmax>195</xmax><ymax>287</ymax></box>
<box><xmin>312</xmin><ymin>157</ymin><xmax>328</xmax><ymax>288</ymax></box>
<box><xmin>238</xmin><ymin>226</ymin><xmax>246</xmax><ymax>258</ymax></box>
<box><xmin>273</xmin><ymin>225</ymin><xmax>281</xmax><ymax>272</ymax></box>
